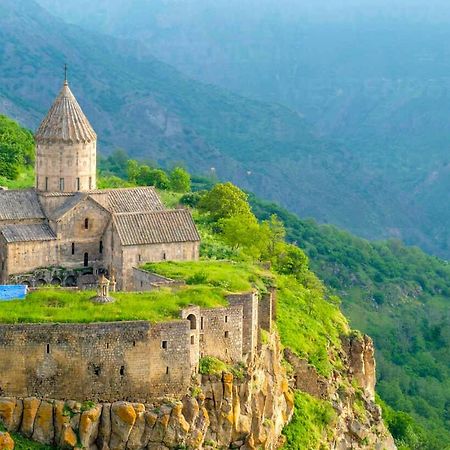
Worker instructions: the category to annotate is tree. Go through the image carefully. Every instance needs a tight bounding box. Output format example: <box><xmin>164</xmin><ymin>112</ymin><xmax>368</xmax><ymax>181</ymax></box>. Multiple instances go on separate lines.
<box><xmin>265</xmin><ymin>214</ymin><xmax>286</xmax><ymax>257</ymax></box>
<box><xmin>198</xmin><ymin>182</ymin><xmax>253</xmax><ymax>221</ymax></box>
<box><xmin>149</xmin><ymin>169</ymin><xmax>170</xmax><ymax>189</ymax></box>
<box><xmin>220</xmin><ymin>214</ymin><xmax>270</xmax><ymax>259</ymax></box>
<box><xmin>126</xmin><ymin>159</ymin><xmax>139</xmax><ymax>183</ymax></box>
<box><xmin>136</xmin><ymin>165</ymin><xmax>153</xmax><ymax>185</ymax></box>
<box><xmin>0</xmin><ymin>115</ymin><xmax>34</xmax><ymax>179</ymax></box>
<box><xmin>170</xmin><ymin>167</ymin><xmax>191</xmax><ymax>192</ymax></box>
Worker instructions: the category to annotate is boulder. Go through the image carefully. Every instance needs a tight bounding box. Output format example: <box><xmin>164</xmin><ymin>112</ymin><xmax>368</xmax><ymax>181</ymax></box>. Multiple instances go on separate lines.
<box><xmin>0</xmin><ymin>431</ymin><xmax>14</xmax><ymax>450</ymax></box>
<box><xmin>21</xmin><ymin>397</ymin><xmax>41</xmax><ymax>437</ymax></box>
<box><xmin>0</xmin><ymin>398</ymin><xmax>17</xmax><ymax>430</ymax></box>
<box><xmin>110</xmin><ymin>402</ymin><xmax>137</xmax><ymax>450</ymax></box>
<box><xmin>79</xmin><ymin>404</ymin><xmax>102</xmax><ymax>449</ymax></box>
<box><xmin>32</xmin><ymin>400</ymin><xmax>55</xmax><ymax>445</ymax></box>
<box><xmin>98</xmin><ymin>403</ymin><xmax>112</xmax><ymax>450</ymax></box>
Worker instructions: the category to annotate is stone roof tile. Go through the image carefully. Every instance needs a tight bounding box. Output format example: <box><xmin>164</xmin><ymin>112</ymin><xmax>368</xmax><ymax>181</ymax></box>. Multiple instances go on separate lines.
<box><xmin>0</xmin><ymin>223</ymin><xmax>56</xmax><ymax>243</ymax></box>
<box><xmin>0</xmin><ymin>190</ymin><xmax>46</xmax><ymax>221</ymax></box>
<box><xmin>105</xmin><ymin>187</ymin><xmax>165</xmax><ymax>213</ymax></box>
<box><xmin>113</xmin><ymin>209</ymin><xmax>200</xmax><ymax>246</ymax></box>
<box><xmin>35</xmin><ymin>81</ymin><xmax>96</xmax><ymax>145</ymax></box>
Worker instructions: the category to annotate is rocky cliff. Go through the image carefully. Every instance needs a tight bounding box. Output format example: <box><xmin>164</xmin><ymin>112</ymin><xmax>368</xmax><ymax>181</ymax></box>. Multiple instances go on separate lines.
<box><xmin>285</xmin><ymin>332</ymin><xmax>396</xmax><ymax>449</ymax></box>
<box><xmin>0</xmin><ymin>330</ymin><xmax>395</xmax><ymax>449</ymax></box>
<box><xmin>0</xmin><ymin>331</ymin><xmax>294</xmax><ymax>450</ymax></box>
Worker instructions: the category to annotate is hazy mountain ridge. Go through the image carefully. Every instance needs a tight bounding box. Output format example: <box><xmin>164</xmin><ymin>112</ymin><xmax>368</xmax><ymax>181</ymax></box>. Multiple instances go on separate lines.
<box><xmin>1</xmin><ymin>0</ymin><xmax>415</xmax><ymax>255</ymax></box>
<box><xmin>34</xmin><ymin>0</ymin><xmax>450</xmax><ymax>258</ymax></box>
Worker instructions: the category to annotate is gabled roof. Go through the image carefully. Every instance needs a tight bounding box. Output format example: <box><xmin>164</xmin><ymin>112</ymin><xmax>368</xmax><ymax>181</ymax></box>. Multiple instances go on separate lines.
<box><xmin>0</xmin><ymin>189</ymin><xmax>46</xmax><ymax>221</ymax></box>
<box><xmin>47</xmin><ymin>193</ymin><xmax>111</xmax><ymax>221</ymax></box>
<box><xmin>104</xmin><ymin>187</ymin><xmax>165</xmax><ymax>213</ymax></box>
<box><xmin>113</xmin><ymin>209</ymin><xmax>200</xmax><ymax>246</ymax></box>
<box><xmin>35</xmin><ymin>81</ymin><xmax>96</xmax><ymax>145</ymax></box>
<box><xmin>0</xmin><ymin>223</ymin><xmax>56</xmax><ymax>243</ymax></box>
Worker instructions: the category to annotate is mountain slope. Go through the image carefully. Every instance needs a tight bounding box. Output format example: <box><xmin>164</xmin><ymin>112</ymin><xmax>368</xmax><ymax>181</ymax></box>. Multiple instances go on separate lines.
<box><xmin>3</xmin><ymin>0</ymin><xmax>448</xmax><ymax>259</ymax></box>
<box><xmin>35</xmin><ymin>0</ymin><xmax>450</xmax><ymax>258</ymax></box>
<box><xmin>249</xmin><ymin>193</ymin><xmax>450</xmax><ymax>446</ymax></box>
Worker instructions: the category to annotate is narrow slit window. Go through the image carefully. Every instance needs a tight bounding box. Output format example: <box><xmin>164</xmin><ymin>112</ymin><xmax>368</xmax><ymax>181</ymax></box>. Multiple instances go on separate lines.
<box><xmin>120</xmin><ymin>366</ymin><xmax>125</xmax><ymax>376</ymax></box>
<box><xmin>71</xmin><ymin>242</ymin><xmax>75</xmax><ymax>255</ymax></box>
<box><xmin>76</xmin><ymin>177</ymin><xmax>80</xmax><ymax>191</ymax></box>
<box><xmin>162</xmin><ymin>340</ymin><xmax>168</xmax><ymax>349</ymax></box>
<box><xmin>224</xmin><ymin>331</ymin><xmax>229</xmax><ymax>338</ymax></box>
<box><xmin>166</xmin><ymin>366</ymin><xmax>169</xmax><ymax>375</ymax></box>
<box><xmin>84</xmin><ymin>252</ymin><xmax>89</xmax><ymax>267</ymax></box>
<box><xmin>225</xmin><ymin>315</ymin><xmax>228</xmax><ymax>323</ymax></box>
<box><xmin>45</xmin><ymin>177</ymin><xmax>49</xmax><ymax>191</ymax></box>
<box><xmin>200</xmin><ymin>317</ymin><xmax>204</xmax><ymax>330</ymax></box>
<box><xmin>89</xmin><ymin>176</ymin><xmax>92</xmax><ymax>190</ymax></box>
<box><xmin>46</xmin><ymin>344</ymin><xmax>50</xmax><ymax>354</ymax></box>
<box><xmin>99</xmin><ymin>240</ymin><xmax>103</xmax><ymax>254</ymax></box>
<box><xmin>59</xmin><ymin>178</ymin><xmax>64</xmax><ymax>191</ymax></box>
<box><xmin>191</xmin><ymin>335</ymin><xmax>195</xmax><ymax>345</ymax></box>
<box><xmin>84</xmin><ymin>218</ymin><xmax>89</xmax><ymax>229</ymax></box>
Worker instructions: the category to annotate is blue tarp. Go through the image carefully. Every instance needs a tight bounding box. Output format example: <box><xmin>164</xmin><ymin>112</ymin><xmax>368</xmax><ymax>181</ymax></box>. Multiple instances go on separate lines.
<box><xmin>0</xmin><ymin>285</ymin><xmax>27</xmax><ymax>301</ymax></box>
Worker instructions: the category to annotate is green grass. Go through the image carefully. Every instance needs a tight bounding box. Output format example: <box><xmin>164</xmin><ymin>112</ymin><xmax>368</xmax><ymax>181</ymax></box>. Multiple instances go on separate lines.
<box><xmin>142</xmin><ymin>260</ymin><xmax>273</xmax><ymax>293</ymax></box>
<box><xmin>0</xmin><ymin>424</ymin><xmax>53</xmax><ymax>450</ymax></box>
<box><xmin>276</xmin><ymin>275</ymin><xmax>349</xmax><ymax>377</ymax></box>
<box><xmin>282</xmin><ymin>391</ymin><xmax>336</xmax><ymax>450</ymax></box>
<box><xmin>0</xmin><ymin>286</ymin><xmax>226</xmax><ymax>324</ymax></box>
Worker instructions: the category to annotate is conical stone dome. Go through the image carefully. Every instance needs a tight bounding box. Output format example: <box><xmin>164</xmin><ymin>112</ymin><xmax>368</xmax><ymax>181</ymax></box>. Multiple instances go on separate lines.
<box><xmin>35</xmin><ymin>81</ymin><xmax>96</xmax><ymax>144</ymax></box>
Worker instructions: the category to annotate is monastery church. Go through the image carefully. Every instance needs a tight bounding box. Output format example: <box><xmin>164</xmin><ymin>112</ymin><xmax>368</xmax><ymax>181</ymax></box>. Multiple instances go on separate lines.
<box><xmin>0</xmin><ymin>77</ymin><xmax>200</xmax><ymax>290</ymax></box>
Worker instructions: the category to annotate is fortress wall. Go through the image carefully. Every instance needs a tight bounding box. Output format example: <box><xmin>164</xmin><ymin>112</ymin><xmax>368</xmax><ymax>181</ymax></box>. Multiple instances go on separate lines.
<box><xmin>198</xmin><ymin>305</ymin><xmax>244</xmax><ymax>363</ymax></box>
<box><xmin>228</xmin><ymin>292</ymin><xmax>259</xmax><ymax>362</ymax></box>
<box><xmin>0</xmin><ymin>320</ymin><xmax>192</xmax><ymax>402</ymax></box>
<box><xmin>258</xmin><ymin>291</ymin><xmax>273</xmax><ymax>332</ymax></box>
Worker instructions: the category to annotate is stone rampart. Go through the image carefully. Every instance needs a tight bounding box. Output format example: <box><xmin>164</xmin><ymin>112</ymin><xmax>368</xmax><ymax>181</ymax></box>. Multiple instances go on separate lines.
<box><xmin>0</xmin><ymin>320</ymin><xmax>191</xmax><ymax>402</ymax></box>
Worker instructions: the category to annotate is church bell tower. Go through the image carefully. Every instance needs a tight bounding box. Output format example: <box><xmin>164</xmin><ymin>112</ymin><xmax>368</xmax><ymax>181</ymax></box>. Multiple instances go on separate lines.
<box><xmin>34</xmin><ymin>70</ymin><xmax>97</xmax><ymax>192</ymax></box>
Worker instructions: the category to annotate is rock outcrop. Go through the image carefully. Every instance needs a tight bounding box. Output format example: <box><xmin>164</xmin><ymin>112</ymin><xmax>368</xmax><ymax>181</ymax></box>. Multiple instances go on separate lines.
<box><xmin>0</xmin><ymin>331</ymin><xmax>293</xmax><ymax>450</ymax></box>
<box><xmin>0</xmin><ymin>432</ymin><xmax>14</xmax><ymax>450</ymax></box>
<box><xmin>285</xmin><ymin>332</ymin><xmax>396</xmax><ymax>450</ymax></box>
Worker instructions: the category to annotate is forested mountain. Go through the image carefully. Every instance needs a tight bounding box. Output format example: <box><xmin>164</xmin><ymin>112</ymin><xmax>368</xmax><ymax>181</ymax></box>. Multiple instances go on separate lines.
<box><xmin>1</xmin><ymin>0</ymin><xmax>393</xmax><ymax>253</ymax></box>
<box><xmin>35</xmin><ymin>0</ymin><xmax>450</xmax><ymax>258</ymax></box>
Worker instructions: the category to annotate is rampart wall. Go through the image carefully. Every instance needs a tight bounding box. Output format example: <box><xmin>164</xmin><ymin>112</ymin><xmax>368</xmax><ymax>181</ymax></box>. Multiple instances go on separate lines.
<box><xmin>0</xmin><ymin>321</ymin><xmax>191</xmax><ymax>402</ymax></box>
<box><xmin>0</xmin><ymin>289</ymin><xmax>275</xmax><ymax>403</ymax></box>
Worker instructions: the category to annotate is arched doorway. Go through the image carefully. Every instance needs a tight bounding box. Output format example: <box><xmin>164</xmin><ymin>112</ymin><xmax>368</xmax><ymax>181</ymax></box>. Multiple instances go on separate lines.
<box><xmin>84</xmin><ymin>253</ymin><xmax>89</xmax><ymax>267</ymax></box>
<box><xmin>187</xmin><ymin>314</ymin><xmax>197</xmax><ymax>330</ymax></box>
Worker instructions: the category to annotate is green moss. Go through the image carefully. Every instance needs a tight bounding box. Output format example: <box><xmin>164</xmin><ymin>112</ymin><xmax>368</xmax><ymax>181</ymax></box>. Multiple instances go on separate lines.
<box><xmin>0</xmin><ymin>286</ymin><xmax>227</xmax><ymax>324</ymax></box>
<box><xmin>282</xmin><ymin>391</ymin><xmax>336</xmax><ymax>450</ymax></box>
<box><xmin>199</xmin><ymin>356</ymin><xmax>229</xmax><ymax>376</ymax></box>
<box><xmin>0</xmin><ymin>423</ymin><xmax>53</xmax><ymax>450</ymax></box>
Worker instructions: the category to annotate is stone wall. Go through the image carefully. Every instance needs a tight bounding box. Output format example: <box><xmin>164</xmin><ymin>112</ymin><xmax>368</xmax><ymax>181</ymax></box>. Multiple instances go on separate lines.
<box><xmin>0</xmin><ymin>331</ymin><xmax>294</xmax><ymax>450</ymax></box>
<box><xmin>52</xmin><ymin>196</ymin><xmax>110</xmax><ymax>269</ymax></box>
<box><xmin>132</xmin><ymin>269</ymin><xmax>185</xmax><ymax>292</ymax></box>
<box><xmin>1</xmin><ymin>239</ymin><xmax>57</xmax><ymax>281</ymax></box>
<box><xmin>35</xmin><ymin>141</ymin><xmax>96</xmax><ymax>193</ymax></box>
<box><xmin>0</xmin><ymin>321</ymin><xmax>192</xmax><ymax>402</ymax></box>
<box><xmin>198</xmin><ymin>306</ymin><xmax>244</xmax><ymax>363</ymax></box>
<box><xmin>119</xmin><ymin>241</ymin><xmax>200</xmax><ymax>290</ymax></box>
<box><xmin>228</xmin><ymin>292</ymin><xmax>259</xmax><ymax>362</ymax></box>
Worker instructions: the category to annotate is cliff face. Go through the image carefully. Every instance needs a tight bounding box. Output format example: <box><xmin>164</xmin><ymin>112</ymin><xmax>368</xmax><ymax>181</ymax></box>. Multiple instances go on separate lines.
<box><xmin>0</xmin><ymin>331</ymin><xmax>294</xmax><ymax>450</ymax></box>
<box><xmin>285</xmin><ymin>333</ymin><xmax>396</xmax><ymax>450</ymax></box>
<box><xmin>0</xmin><ymin>330</ymin><xmax>395</xmax><ymax>450</ymax></box>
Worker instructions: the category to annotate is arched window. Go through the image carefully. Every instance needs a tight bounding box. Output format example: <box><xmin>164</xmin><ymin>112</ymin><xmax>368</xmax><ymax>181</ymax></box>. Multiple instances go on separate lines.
<box><xmin>187</xmin><ymin>314</ymin><xmax>197</xmax><ymax>330</ymax></box>
<box><xmin>84</xmin><ymin>252</ymin><xmax>89</xmax><ymax>267</ymax></box>
<box><xmin>84</xmin><ymin>218</ymin><xmax>89</xmax><ymax>229</ymax></box>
